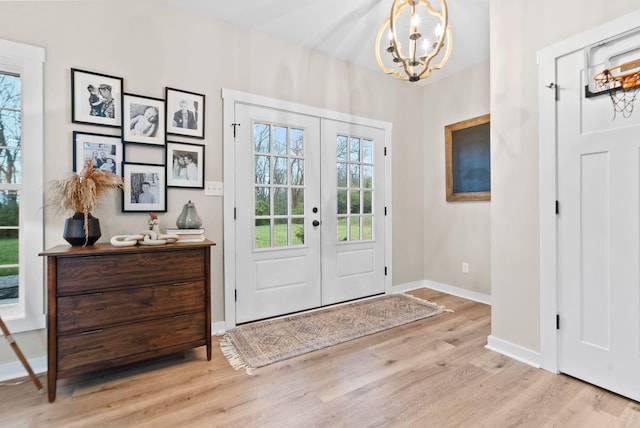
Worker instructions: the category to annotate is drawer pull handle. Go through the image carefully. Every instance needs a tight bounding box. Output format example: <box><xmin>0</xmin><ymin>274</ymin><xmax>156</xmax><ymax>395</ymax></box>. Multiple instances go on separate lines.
<box><xmin>173</xmin><ymin>314</ymin><xmax>190</xmax><ymax>319</ymax></box>
<box><xmin>81</xmin><ymin>329</ymin><xmax>103</xmax><ymax>335</ymax></box>
<box><xmin>171</xmin><ymin>282</ymin><xmax>189</xmax><ymax>287</ymax></box>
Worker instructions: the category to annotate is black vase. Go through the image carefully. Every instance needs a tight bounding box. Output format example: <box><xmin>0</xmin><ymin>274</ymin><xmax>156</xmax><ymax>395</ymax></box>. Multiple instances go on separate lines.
<box><xmin>63</xmin><ymin>212</ymin><xmax>101</xmax><ymax>246</ymax></box>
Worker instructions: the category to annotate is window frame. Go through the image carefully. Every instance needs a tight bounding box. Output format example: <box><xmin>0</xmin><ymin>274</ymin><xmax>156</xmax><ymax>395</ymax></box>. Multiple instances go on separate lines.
<box><xmin>0</xmin><ymin>39</ymin><xmax>45</xmax><ymax>333</ymax></box>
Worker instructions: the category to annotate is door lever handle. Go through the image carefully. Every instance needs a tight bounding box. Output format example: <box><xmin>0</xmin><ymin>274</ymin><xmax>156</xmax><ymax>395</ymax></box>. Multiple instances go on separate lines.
<box><xmin>312</xmin><ymin>220</ymin><xmax>321</xmax><ymax>227</ymax></box>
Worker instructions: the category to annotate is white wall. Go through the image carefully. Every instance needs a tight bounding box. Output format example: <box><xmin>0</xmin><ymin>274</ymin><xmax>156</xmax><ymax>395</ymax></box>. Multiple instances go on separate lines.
<box><xmin>0</xmin><ymin>0</ymin><xmax>425</xmax><ymax>369</ymax></box>
<box><xmin>490</xmin><ymin>0</ymin><xmax>640</xmax><ymax>355</ymax></box>
<box><xmin>423</xmin><ymin>61</ymin><xmax>491</xmax><ymax>296</ymax></box>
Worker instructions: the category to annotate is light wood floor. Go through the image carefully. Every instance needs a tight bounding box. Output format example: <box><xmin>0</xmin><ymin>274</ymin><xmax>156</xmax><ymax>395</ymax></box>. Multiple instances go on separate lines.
<box><xmin>1</xmin><ymin>288</ymin><xmax>639</xmax><ymax>427</ymax></box>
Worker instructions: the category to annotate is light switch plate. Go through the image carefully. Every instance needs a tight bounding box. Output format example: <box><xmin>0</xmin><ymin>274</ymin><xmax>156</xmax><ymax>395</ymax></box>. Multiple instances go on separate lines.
<box><xmin>204</xmin><ymin>181</ymin><xmax>223</xmax><ymax>196</ymax></box>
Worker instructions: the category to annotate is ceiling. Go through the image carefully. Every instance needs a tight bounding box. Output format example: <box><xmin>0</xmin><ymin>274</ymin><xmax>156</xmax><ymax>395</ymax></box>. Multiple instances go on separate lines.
<box><xmin>159</xmin><ymin>0</ymin><xmax>489</xmax><ymax>85</ymax></box>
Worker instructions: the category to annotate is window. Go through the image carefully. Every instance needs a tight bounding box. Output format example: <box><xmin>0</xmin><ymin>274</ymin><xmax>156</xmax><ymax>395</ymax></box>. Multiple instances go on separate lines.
<box><xmin>336</xmin><ymin>134</ymin><xmax>374</xmax><ymax>242</ymax></box>
<box><xmin>0</xmin><ymin>39</ymin><xmax>45</xmax><ymax>333</ymax></box>
<box><xmin>253</xmin><ymin>121</ymin><xmax>306</xmax><ymax>249</ymax></box>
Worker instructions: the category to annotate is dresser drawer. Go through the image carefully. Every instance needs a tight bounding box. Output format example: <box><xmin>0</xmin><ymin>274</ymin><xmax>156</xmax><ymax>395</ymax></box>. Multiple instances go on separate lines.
<box><xmin>56</xmin><ymin>249</ymin><xmax>205</xmax><ymax>294</ymax></box>
<box><xmin>57</xmin><ymin>281</ymin><xmax>205</xmax><ymax>333</ymax></box>
<box><xmin>57</xmin><ymin>312</ymin><xmax>206</xmax><ymax>373</ymax></box>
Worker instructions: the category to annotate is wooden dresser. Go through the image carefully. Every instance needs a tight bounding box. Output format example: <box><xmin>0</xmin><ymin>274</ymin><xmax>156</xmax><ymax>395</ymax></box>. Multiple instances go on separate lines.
<box><xmin>40</xmin><ymin>240</ymin><xmax>215</xmax><ymax>402</ymax></box>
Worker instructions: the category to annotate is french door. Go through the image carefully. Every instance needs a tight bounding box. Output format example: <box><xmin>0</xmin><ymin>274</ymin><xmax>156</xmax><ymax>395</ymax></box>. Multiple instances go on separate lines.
<box><xmin>233</xmin><ymin>103</ymin><xmax>386</xmax><ymax>324</ymax></box>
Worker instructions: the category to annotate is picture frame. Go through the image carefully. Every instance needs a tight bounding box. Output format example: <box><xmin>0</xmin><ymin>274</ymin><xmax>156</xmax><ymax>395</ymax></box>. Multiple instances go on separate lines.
<box><xmin>165</xmin><ymin>87</ymin><xmax>205</xmax><ymax>139</ymax></box>
<box><xmin>122</xmin><ymin>163</ymin><xmax>167</xmax><ymax>212</ymax></box>
<box><xmin>445</xmin><ymin>114</ymin><xmax>491</xmax><ymax>202</ymax></box>
<box><xmin>166</xmin><ymin>141</ymin><xmax>205</xmax><ymax>188</ymax></box>
<box><xmin>72</xmin><ymin>131</ymin><xmax>123</xmax><ymax>176</ymax></box>
<box><xmin>122</xmin><ymin>93</ymin><xmax>166</xmax><ymax>145</ymax></box>
<box><xmin>71</xmin><ymin>68</ymin><xmax>123</xmax><ymax>128</ymax></box>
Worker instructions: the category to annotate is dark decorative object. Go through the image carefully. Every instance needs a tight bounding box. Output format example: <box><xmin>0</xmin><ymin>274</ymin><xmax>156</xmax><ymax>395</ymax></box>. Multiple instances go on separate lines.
<box><xmin>445</xmin><ymin>114</ymin><xmax>491</xmax><ymax>202</ymax></box>
<box><xmin>176</xmin><ymin>200</ymin><xmax>202</xmax><ymax>229</ymax></box>
<box><xmin>63</xmin><ymin>213</ymin><xmax>101</xmax><ymax>246</ymax></box>
<box><xmin>49</xmin><ymin>159</ymin><xmax>123</xmax><ymax>246</ymax></box>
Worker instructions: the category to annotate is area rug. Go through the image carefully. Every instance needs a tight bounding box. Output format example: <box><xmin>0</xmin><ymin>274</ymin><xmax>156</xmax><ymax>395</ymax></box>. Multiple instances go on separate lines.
<box><xmin>220</xmin><ymin>293</ymin><xmax>449</xmax><ymax>372</ymax></box>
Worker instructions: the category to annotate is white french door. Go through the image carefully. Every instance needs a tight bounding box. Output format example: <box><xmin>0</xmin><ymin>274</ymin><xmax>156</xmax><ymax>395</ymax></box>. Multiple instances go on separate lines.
<box><xmin>232</xmin><ymin>101</ymin><xmax>387</xmax><ymax>324</ymax></box>
<box><xmin>321</xmin><ymin>120</ymin><xmax>386</xmax><ymax>305</ymax></box>
<box><xmin>235</xmin><ymin>105</ymin><xmax>322</xmax><ymax>323</ymax></box>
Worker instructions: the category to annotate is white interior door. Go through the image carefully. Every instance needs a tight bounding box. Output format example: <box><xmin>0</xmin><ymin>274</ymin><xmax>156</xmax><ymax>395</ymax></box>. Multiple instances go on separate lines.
<box><xmin>321</xmin><ymin>120</ymin><xmax>386</xmax><ymax>304</ymax></box>
<box><xmin>233</xmin><ymin>103</ymin><xmax>386</xmax><ymax>324</ymax></box>
<box><xmin>556</xmin><ymin>44</ymin><xmax>640</xmax><ymax>401</ymax></box>
<box><xmin>235</xmin><ymin>104</ymin><xmax>322</xmax><ymax>323</ymax></box>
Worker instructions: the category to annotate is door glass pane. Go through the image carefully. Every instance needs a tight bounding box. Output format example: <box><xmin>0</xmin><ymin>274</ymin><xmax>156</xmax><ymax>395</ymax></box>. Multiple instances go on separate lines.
<box><xmin>291</xmin><ymin>189</ymin><xmax>304</xmax><ymax>215</ymax></box>
<box><xmin>255</xmin><ymin>155</ymin><xmax>270</xmax><ymax>184</ymax></box>
<box><xmin>337</xmin><ymin>217</ymin><xmax>347</xmax><ymax>241</ymax></box>
<box><xmin>363</xmin><ymin>191</ymin><xmax>372</xmax><ymax>214</ymax></box>
<box><xmin>362</xmin><ymin>166</ymin><xmax>372</xmax><ymax>189</ymax></box>
<box><xmin>337</xmin><ymin>135</ymin><xmax>348</xmax><ymax>161</ymax></box>
<box><xmin>349</xmin><ymin>137</ymin><xmax>360</xmax><ymax>162</ymax></box>
<box><xmin>291</xmin><ymin>159</ymin><xmax>304</xmax><ymax>185</ymax></box>
<box><xmin>274</xmin><ymin>157</ymin><xmax>288</xmax><ymax>185</ymax></box>
<box><xmin>274</xmin><ymin>218</ymin><xmax>288</xmax><ymax>247</ymax></box>
<box><xmin>363</xmin><ymin>215</ymin><xmax>373</xmax><ymax>240</ymax></box>
<box><xmin>362</xmin><ymin>139</ymin><xmax>372</xmax><ymax>163</ymax></box>
<box><xmin>254</xmin><ymin>123</ymin><xmax>270</xmax><ymax>153</ymax></box>
<box><xmin>292</xmin><ymin>218</ymin><xmax>304</xmax><ymax>245</ymax></box>
<box><xmin>274</xmin><ymin>187</ymin><xmax>287</xmax><ymax>215</ymax></box>
<box><xmin>349</xmin><ymin>164</ymin><xmax>360</xmax><ymax>187</ymax></box>
<box><xmin>255</xmin><ymin>218</ymin><xmax>271</xmax><ymax>248</ymax></box>
<box><xmin>291</xmin><ymin>128</ymin><xmax>304</xmax><ymax>156</ymax></box>
<box><xmin>255</xmin><ymin>187</ymin><xmax>270</xmax><ymax>216</ymax></box>
<box><xmin>349</xmin><ymin>217</ymin><xmax>360</xmax><ymax>240</ymax></box>
<box><xmin>335</xmin><ymin>133</ymin><xmax>374</xmax><ymax>243</ymax></box>
<box><xmin>350</xmin><ymin>190</ymin><xmax>361</xmax><ymax>214</ymax></box>
<box><xmin>337</xmin><ymin>190</ymin><xmax>347</xmax><ymax>214</ymax></box>
<box><xmin>253</xmin><ymin>121</ymin><xmax>305</xmax><ymax>249</ymax></box>
<box><xmin>273</xmin><ymin>126</ymin><xmax>287</xmax><ymax>154</ymax></box>
<box><xmin>337</xmin><ymin>162</ymin><xmax>347</xmax><ymax>187</ymax></box>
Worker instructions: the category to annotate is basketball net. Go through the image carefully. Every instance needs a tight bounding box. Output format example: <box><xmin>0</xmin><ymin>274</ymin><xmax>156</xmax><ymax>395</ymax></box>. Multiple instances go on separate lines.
<box><xmin>593</xmin><ymin>60</ymin><xmax>640</xmax><ymax>119</ymax></box>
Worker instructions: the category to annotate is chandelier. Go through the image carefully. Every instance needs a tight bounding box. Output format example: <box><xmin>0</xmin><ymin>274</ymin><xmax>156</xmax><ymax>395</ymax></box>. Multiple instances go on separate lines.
<box><xmin>375</xmin><ymin>0</ymin><xmax>452</xmax><ymax>82</ymax></box>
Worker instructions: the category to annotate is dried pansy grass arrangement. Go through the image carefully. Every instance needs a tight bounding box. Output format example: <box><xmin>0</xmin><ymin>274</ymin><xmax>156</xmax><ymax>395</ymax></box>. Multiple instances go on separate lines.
<box><xmin>49</xmin><ymin>159</ymin><xmax>123</xmax><ymax>246</ymax></box>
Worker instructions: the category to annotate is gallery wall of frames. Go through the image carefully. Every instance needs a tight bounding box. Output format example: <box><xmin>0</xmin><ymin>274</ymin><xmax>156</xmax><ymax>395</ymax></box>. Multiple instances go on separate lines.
<box><xmin>70</xmin><ymin>68</ymin><xmax>206</xmax><ymax>213</ymax></box>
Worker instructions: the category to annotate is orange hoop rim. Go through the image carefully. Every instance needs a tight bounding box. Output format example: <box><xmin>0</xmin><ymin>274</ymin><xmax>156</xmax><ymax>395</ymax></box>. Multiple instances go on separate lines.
<box><xmin>594</xmin><ymin>59</ymin><xmax>640</xmax><ymax>89</ymax></box>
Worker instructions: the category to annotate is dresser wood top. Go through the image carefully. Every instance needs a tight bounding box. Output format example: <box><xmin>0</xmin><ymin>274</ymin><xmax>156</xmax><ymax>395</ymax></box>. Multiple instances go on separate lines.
<box><xmin>40</xmin><ymin>239</ymin><xmax>215</xmax><ymax>257</ymax></box>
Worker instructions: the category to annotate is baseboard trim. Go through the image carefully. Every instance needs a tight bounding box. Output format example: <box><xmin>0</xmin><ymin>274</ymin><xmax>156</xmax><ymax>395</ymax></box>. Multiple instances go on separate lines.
<box><xmin>212</xmin><ymin>321</ymin><xmax>226</xmax><ymax>336</ymax></box>
<box><xmin>392</xmin><ymin>279</ymin><xmax>491</xmax><ymax>305</ymax></box>
<box><xmin>0</xmin><ymin>356</ymin><xmax>46</xmax><ymax>383</ymax></box>
<box><xmin>485</xmin><ymin>335</ymin><xmax>541</xmax><ymax>368</ymax></box>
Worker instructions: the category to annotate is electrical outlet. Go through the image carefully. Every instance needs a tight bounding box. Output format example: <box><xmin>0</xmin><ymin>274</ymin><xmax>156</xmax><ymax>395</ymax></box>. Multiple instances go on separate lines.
<box><xmin>204</xmin><ymin>181</ymin><xmax>224</xmax><ymax>196</ymax></box>
<box><xmin>462</xmin><ymin>262</ymin><xmax>469</xmax><ymax>274</ymax></box>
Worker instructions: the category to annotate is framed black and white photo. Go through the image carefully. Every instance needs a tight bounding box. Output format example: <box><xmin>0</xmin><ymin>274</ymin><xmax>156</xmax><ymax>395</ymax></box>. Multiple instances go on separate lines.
<box><xmin>72</xmin><ymin>131</ymin><xmax>123</xmax><ymax>175</ymax></box>
<box><xmin>165</xmin><ymin>87</ymin><xmax>205</xmax><ymax>139</ymax></box>
<box><xmin>122</xmin><ymin>93</ymin><xmax>166</xmax><ymax>145</ymax></box>
<box><xmin>122</xmin><ymin>163</ymin><xmax>166</xmax><ymax>212</ymax></box>
<box><xmin>71</xmin><ymin>68</ymin><xmax>123</xmax><ymax>128</ymax></box>
<box><xmin>167</xmin><ymin>141</ymin><xmax>205</xmax><ymax>188</ymax></box>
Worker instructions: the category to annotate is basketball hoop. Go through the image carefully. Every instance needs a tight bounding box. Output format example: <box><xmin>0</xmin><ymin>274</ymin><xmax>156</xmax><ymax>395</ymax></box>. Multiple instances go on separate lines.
<box><xmin>593</xmin><ymin>59</ymin><xmax>640</xmax><ymax>119</ymax></box>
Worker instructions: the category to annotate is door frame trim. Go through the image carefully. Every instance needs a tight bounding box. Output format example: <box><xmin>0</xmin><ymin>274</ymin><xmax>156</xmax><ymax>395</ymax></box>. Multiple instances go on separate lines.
<box><xmin>221</xmin><ymin>89</ymin><xmax>393</xmax><ymax>330</ymax></box>
<box><xmin>537</xmin><ymin>9</ymin><xmax>640</xmax><ymax>375</ymax></box>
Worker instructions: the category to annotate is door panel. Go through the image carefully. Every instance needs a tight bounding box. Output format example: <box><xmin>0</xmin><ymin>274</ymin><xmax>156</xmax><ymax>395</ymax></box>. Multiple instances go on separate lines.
<box><xmin>321</xmin><ymin>120</ymin><xmax>386</xmax><ymax>305</ymax></box>
<box><xmin>235</xmin><ymin>104</ymin><xmax>321</xmax><ymax>323</ymax></box>
<box><xmin>556</xmin><ymin>48</ymin><xmax>640</xmax><ymax>402</ymax></box>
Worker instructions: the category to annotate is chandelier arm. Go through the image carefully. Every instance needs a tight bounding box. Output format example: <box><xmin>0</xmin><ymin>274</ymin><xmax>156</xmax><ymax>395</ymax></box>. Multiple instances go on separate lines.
<box><xmin>414</xmin><ymin>0</ymin><xmax>449</xmax><ymax>79</ymax></box>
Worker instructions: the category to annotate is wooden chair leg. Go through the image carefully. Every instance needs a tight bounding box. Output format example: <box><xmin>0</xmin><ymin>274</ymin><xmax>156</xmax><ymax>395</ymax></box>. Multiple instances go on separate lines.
<box><xmin>0</xmin><ymin>316</ymin><xmax>44</xmax><ymax>393</ymax></box>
